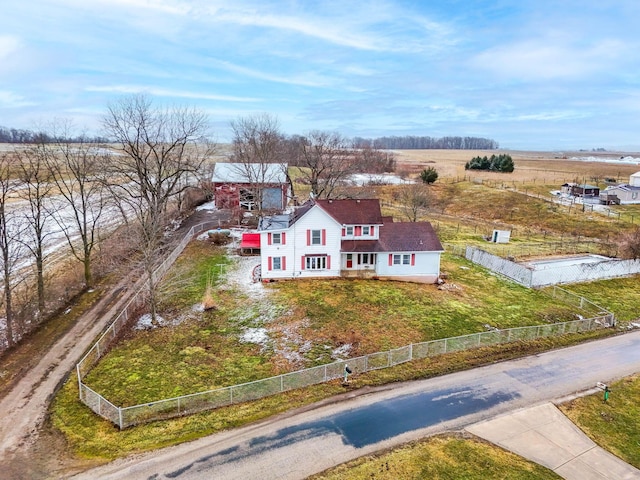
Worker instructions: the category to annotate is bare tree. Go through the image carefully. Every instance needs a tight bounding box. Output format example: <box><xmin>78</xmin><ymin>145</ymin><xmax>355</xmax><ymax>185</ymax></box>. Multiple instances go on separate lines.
<box><xmin>0</xmin><ymin>153</ymin><xmax>27</xmax><ymax>347</ymax></box>
<box><xmin>395</xmin><ymin>184</ymin><xmax>431</xmax><ymax>222</ymax></box>
<box><xmin>353</xmin><ymin>144</ymin><xmax>396</xmax><ymax>173</ymax></box>
<box><xmin>102</xmin><ymin>94</ymin><xmax>213</xmax><ymax>322</ymax></box>
<box><xmin>229</xmin><ymin>113</ymin><xmax>287</xmax><ymax>214</ymax></box>
<box><xmin>15</xmin><ymin>143</ymin><xmax>55</xmax><ymax>314</ymax></box>
<box><xmin>294</xmin><ymin>131</ymin><xmax>353</xmax><ymax>199</ymax></box>
<box><xmin>619</xmin><ymin>227</ymin><xmax>640</xmax><ymax>260</ymax></box>
<box><xmin>45</xmin><ymin>124</ymin><xmax>107</xmax><ymax>288</ymax></box>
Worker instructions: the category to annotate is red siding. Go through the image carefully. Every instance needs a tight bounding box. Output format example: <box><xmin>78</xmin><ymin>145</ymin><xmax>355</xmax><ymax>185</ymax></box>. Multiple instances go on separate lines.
<box><xmin>355</xmin><ymin>226</ymin><xmax>362</xmax><ymax>236</ymax></box>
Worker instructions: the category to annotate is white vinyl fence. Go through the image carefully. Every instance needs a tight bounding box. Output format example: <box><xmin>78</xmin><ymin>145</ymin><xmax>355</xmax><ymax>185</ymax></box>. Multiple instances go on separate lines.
<box><xmin>465</xmin><ymin>246</ymin><xmax>640</xmax><ymax>287</ymax></box>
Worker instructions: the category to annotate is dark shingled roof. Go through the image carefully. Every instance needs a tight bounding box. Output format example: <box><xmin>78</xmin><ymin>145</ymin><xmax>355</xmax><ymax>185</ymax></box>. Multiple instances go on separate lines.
<box><xmin>340</xmin><ymin>222</ymin><xmax>443</xmax><ymax>253</ymax></box>
<box><xmin>380</xmin><ymin>222</ymin><xmax>443</xmax><ymax>252</ymax></box>
<box><xmin>315</xmin><ymin>199</ymin><xmax>384</xmax><ymax>225</ymax></box>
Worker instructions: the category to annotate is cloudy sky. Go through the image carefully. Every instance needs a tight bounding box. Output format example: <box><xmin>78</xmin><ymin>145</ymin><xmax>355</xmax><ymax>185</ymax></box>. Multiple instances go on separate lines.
<box><xmin>1</xmin><ymin>0</ymin><xmax>639</xmax><ymax>150</ymax></box>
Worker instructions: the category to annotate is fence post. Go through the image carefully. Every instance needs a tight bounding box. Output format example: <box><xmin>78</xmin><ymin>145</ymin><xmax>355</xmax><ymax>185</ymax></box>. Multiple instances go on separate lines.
<box><xmin>76</xmin><ymin>364</ymin><xmax>82</xmax><ymax>395</ymax></box>
<box><xmin>324</xmin><ymin>364</ymin><xmax>327</xmax><ymax>382</ymax></box>
<box><xmin>281</xmin><ymin>375</ymin><xmax>284</xmax><ymax>392</ymax></box>
<box><xmin>119</xmin><ymin>407</ymin><xmax>123</xmax><ymax>430</ymax></box>
<box><xmin>444</xmin><ymin>338</ymin><xmax>448</xmax><ymax>353</ymax></box>
<box><xmin>409</xmin><ymin>343</ymin><xmax>413</xmax><ymax>360</ymax></box>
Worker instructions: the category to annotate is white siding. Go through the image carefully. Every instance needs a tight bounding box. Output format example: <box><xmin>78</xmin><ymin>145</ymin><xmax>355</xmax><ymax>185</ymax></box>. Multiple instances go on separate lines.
<box><xmin>341</xmin><ymin>224</ymin><xmax>380</xmax><ymax>240</ymax></box>
<box><xmin>261</xmin><ymin>205</ymin><xmax>342</xmax><ymax>280</ymax></box>
<box><xmin>376</xmin><ymin>252</ymin><xmax>441</xmax><ymax>278</ymax></box>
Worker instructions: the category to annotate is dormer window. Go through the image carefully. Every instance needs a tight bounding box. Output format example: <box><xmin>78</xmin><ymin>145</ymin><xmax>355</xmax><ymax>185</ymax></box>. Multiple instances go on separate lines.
<box><xmin>346</xmin><ymin>226</ymin><xmax>354</xmax><ymax>235</ymax></box>
<box><xmin>362</xmin><ymin>226</ymin><xmax>370</xmax><ymax>235</ymax></box>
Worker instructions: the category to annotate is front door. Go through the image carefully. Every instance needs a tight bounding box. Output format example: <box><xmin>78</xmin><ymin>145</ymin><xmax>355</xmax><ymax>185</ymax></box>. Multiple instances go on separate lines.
<box><xmin>346</xmin><ymin>254</ymin><xmax>353</xmax><ymax>268</ymax></box>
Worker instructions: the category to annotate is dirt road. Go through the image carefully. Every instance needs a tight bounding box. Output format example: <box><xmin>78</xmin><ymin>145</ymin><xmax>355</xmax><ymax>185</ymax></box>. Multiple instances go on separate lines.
<box><xmin>0</xmin><ymin>206</ymin><xmax>229</xmax><ymax>479</ymax></box>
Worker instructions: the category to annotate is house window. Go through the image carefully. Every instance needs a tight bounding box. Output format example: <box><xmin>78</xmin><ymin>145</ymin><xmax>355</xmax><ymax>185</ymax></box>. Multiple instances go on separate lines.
<box><xmin>268</xmin><ymin>256</ymin><xmax>286</xmax><ymax>271</ymax></box>
<box><xmin>362</xmin><ymin>226</ymin><xmax>370</xmax><ymax>235</ymax></box>
<box><xmin>272</xmin><ymin>233</ymin><xmax>282</xmax><ymax>245</ymax></box>
<box><xmin>311</xmin><ymin>230</ymin><xmax>322</xmax><ymax>245</ymax></box>
<box><xmin>346</xmin><ymin>226</ymin><xmax>354</xmax><ymax>235</ymax></box>
<box><xmin>392</xmin><ymin>254</ymin><xmax>412</xmax><ymax>265</ymax></box>
<box><xmin>306</xmin><ymin>256</ymin><xmax>327</xmax><ymax>270</ymax></box>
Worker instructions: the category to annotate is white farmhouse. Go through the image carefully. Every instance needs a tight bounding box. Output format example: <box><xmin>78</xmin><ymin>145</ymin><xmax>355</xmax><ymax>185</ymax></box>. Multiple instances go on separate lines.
<box><xmin>259</xmin><ymin>199</ymin><xmax>444</xmax><ymax>283</ymax></box>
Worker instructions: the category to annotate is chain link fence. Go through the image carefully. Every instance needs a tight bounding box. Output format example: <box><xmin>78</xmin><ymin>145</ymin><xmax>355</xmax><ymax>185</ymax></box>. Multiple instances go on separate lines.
<box><xmin>76</xmin><ymin>222</ymin><xmax>223</xmax><ymax>400</ymax></box>
<box><xmin>79</xmin><ymin>310</ymin><xmax>612</xmax><ymax>429</ymax></box>
<box><xmin>77</xmin><ymin>230</ymin><xmax>616</xmax><ymax>429</ymax></box>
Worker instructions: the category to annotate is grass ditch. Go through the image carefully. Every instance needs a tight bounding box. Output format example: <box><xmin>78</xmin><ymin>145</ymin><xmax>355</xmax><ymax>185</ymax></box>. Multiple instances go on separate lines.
<box><xmin>560</xmin><ymin>374</ymin><xmax>640</xmax><ymax>469</ymax></box>
<box><xmin>308</xmin><ymin>433</ymin><xmax>561</xmax><ymax>480</ymax></box>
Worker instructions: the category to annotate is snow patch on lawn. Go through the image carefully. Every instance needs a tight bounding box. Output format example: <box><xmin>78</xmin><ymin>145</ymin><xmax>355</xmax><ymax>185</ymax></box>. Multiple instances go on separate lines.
<box><xmin>332</xmin><ymin>344</ymin><xmax>352</xmax><ymax>360</ymax></box>
<box><xmin>223</xmin><ymin>255</ymin><xmax>265</xmax><ymax>300</ymax></box>
<box><xmin>240</xmin><ymin>327</ymin><xmax>269</xmax><ymax>346</ymax></box>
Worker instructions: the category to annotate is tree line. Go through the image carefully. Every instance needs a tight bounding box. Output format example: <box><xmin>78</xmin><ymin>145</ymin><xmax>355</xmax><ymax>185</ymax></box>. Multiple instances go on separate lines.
<box><xmin>353</xmin><ymin>135</ymin><xmax>499</xmax><ymax>150</ymax></box>
<box><xmin>0</xmin><ymin>125</ymin><xmax>109</xmax><ymax>144</ymax></box>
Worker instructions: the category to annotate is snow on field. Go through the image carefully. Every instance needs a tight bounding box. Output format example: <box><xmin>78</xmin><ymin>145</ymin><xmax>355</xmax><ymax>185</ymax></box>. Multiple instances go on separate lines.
<box><xmin>347</xmin><ymin>173</ymin><xmax>413</xmax><ymax>186</ymax></box>
<box><xmin>569</xmin><ymin>155</ymin><xmax>640</xmax><ymax>165</ymax></box>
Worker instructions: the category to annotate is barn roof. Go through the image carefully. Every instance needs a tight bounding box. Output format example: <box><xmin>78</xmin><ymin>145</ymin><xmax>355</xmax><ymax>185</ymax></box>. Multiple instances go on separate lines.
<box><xmin>212</xmin><ymin>162</ymin><xmax>287</xmax><ymax>184</ymax></box>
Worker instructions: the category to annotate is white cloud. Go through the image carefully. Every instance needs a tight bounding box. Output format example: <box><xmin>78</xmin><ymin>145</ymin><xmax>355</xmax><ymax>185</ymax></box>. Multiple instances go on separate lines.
<box><xmin>0</xmin><ymin>91</ymin><xmax>35</xmax><ymax>108</ymax></box>
<box><xmin>0</xmin><ymin>35</ymin><xmax>20</xmax><ymax>60</ymax></box>
<box><xmin>85</xmin><ymin>85</ymin><xmax>258</xmax><ymax>102</ymax></box>
<box><xmin>211</xmin><ymin>60</ymin><xmax>334</xmax><ymax>88</ymax></box>
<box><xmin>471</xmin><ymin>35</ymin><xmax>626</xmax><ymax>80</ymax></box>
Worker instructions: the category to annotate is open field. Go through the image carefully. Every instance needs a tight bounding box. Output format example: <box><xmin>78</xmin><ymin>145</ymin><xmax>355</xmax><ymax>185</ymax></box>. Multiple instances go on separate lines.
<box><xmin>393</xmin><ymin>149</ymin><xmax>640</xmax><ymax>184</ymax></box>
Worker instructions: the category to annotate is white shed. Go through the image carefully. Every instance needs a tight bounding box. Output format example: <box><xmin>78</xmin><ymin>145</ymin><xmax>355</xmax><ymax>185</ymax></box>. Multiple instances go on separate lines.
<box><xmin>491</xmin><ymin>230</ymin><xmax>511</xmax><ymax>243</ymax></box>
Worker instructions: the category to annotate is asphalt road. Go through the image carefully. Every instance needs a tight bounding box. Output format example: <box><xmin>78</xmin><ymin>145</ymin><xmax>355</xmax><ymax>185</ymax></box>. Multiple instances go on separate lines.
<box><xmin>71</xmin><ymin>330</ymin><xmax>640</xmax><ymax>480</ymax></box>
